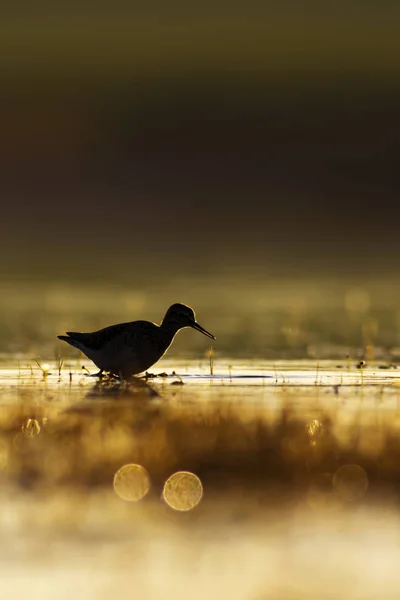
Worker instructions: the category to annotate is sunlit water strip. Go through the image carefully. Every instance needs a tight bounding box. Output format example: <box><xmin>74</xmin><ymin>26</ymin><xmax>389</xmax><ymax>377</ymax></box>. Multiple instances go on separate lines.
<box><xmin>0</xmin><ymin>358</ymin><xmax>399</xmax><ymax>388</ymax></box>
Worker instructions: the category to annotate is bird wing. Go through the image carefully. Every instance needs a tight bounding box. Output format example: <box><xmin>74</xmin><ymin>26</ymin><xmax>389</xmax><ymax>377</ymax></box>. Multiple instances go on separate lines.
<box><xmin>65</xmin><ymin>322</ymin><xmax>135</xmax><ymax>351</ymax></box>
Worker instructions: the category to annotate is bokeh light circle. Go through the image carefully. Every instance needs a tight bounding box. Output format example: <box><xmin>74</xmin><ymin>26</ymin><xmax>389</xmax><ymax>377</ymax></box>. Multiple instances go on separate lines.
<box><xmin>345</xmin><ymin>287</ymin><xmax>370</xmax><ymax>313</ymax></box>
<box><xmin>0</xmin><ymin>440</ymin><xmax>9</xmax><ymax>471</ymax></box>
<box><xmin>333</xmin><ymin>464</ymin><xmax>368</xmax><ymax>501</ymax></box>
<box><xmin>113</xmin><ymin>464</ymin><xmax>150</xmax><ymax>501</ymax></box>
<box><xmin>163</xmin><ymin>471</ymin><xmax>203</xmax><ymax>511</ymax></box>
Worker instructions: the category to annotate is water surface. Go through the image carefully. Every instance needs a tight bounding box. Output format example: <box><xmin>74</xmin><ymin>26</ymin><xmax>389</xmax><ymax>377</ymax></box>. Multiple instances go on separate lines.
<box><xmin>1</xmin><ymin>357</ymin><xmax>400</xmax><ymax>598</ymax></box>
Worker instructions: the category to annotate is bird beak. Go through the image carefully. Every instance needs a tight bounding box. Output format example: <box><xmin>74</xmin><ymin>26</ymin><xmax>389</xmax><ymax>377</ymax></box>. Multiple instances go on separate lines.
<box><xmin>191</xmin><ymin>321</ymin><xmax>216</xmax><ymax>340</ymax></box>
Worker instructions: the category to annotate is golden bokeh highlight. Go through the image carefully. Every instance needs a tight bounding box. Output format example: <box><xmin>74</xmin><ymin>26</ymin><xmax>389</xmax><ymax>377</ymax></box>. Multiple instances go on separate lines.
<box><xmin>333</xmin><ymin>464</ymin><xmax>369</xmax><ymax>502</ymax></box>
<box><xmin>0</xmin><ymin>440</ymin><xmax>9</xmax><ymax>472</ymax></box>
<box><xmin>163</xmin><ymin>471</ymin><xmax>203</xmax><ymax>511</ymax></box>
<box><xmin>344</xmin><ymin>287</ymin><xmax>370</xmax><ymax>314</ymax></box>
<box><xmin>113</xmin><ymin>464</ymin><xmax>150</xmax><ymax>502</ymax></box>
<box><xmin>22</xmin><ymin>418</ymin><xmax>41</xmax><ymax>438</ymax></box>
<box><xmin>306</xmin><ymin>472</ymin><xmax>340</xmax><ymax>512</ymax></box>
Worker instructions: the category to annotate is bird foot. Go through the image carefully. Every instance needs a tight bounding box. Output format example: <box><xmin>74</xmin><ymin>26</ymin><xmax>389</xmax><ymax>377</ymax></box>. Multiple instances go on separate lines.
<box><xmin>84</xmin><ymin>369</ymin><xmax>104</xmax><ymax>378</ymax></box>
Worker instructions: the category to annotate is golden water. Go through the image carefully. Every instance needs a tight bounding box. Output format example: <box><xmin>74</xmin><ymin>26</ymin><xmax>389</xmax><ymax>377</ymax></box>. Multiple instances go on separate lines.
<box><xmin>1</xmin><ymin>357</ymin><xmax>400</xmax><ymax>598</ymax></box>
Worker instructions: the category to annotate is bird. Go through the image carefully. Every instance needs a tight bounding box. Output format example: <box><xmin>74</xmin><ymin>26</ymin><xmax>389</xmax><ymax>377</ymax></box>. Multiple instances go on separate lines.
<box><xmin>57</xmin><ymin>303</ymin><xmax>215</xmax><ymax>378</ymax></box>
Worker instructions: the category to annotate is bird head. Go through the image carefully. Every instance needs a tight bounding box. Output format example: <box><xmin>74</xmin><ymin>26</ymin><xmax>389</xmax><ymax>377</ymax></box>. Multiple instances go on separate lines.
<box><xmin>162</xmin><ymin>303</ymin><xmax>215</xmax><ymax>339</ymax></box>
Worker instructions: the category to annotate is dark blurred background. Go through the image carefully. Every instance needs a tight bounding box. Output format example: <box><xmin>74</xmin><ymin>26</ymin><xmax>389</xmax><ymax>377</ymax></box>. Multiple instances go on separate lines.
<box><xmin>1</xmin><ymin>2</ymin><xmax>400</xmax><ymax>356</ymax></box>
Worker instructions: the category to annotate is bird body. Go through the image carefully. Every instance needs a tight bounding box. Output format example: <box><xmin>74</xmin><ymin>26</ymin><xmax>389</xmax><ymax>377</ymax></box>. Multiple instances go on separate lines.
<box><xmin>58</xmin><ymin>303</ymin><xmax>215</xmax><ymax>378</ymax></box>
